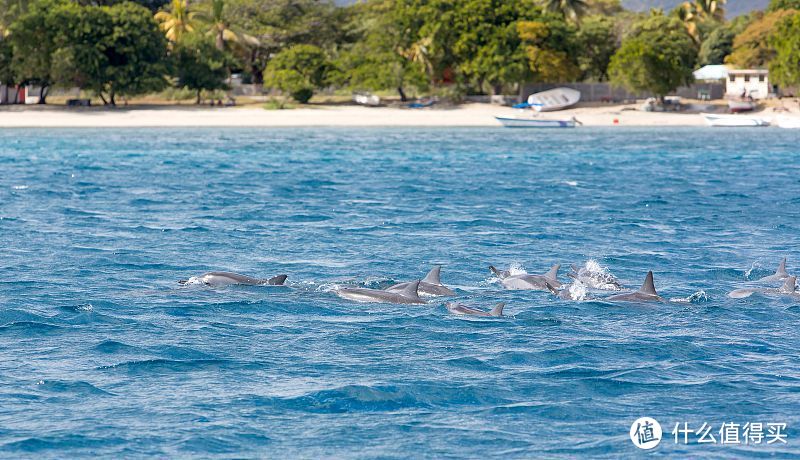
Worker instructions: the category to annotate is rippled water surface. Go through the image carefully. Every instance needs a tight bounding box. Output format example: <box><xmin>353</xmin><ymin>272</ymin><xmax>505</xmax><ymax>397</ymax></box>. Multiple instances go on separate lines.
<box><xmin>1</xmin><ymin>127</ymin><xmax>799</xmax><ymax>458</ymax></box>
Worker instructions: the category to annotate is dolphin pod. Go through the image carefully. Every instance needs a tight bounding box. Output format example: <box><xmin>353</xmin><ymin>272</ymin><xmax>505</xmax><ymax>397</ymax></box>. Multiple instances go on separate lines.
<box><xmin>178</xmin><ymin>258</ymin><xmax>796</xmax><ymax>312</ymax></box>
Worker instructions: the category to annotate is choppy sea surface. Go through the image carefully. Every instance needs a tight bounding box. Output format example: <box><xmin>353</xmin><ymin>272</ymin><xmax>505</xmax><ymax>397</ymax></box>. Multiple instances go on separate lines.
<box><xmin>1</xmin><ymin>127</ymin><xmax>799</xmax><ymax>458</ymax></box>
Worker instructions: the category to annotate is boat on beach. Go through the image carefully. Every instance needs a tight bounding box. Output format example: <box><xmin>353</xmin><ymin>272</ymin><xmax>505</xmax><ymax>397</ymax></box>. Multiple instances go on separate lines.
<box><xmin>727</xmin><ymin>99</ymin><xmax>757</xmax><ymax>113</ymax></box>
<box><xmin>495</xmin><ymin>116</ymin><xmax>579</xmax><ymax>128</ymax></box>
<box><xmin>776</xmin><ymin>115</ymin><xmax>800</xmax><ymax>129</ymax></box>
<box><xmin>526</xmin><ymin>87</ymin><xmax>581</xmax><ymax>112</ymax></box>
<box><xmin>701</xmin><ymin>113</ymin><xmax>770</xmax><ymax>127</ymax></box>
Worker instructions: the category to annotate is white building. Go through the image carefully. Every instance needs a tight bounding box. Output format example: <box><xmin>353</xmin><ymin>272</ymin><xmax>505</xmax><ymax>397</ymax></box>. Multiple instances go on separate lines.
<box><xmin>726</xmin><ymin>69</ymin><xmax>771</xmax><ymax>99</ymax></box>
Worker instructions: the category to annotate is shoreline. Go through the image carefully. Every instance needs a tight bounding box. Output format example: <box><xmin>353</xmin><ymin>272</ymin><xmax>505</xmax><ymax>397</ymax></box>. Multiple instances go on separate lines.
<box><xmin>0</xmin><ymin>102</ymin><xmax>784</xmax><ymax>128</ymax></box>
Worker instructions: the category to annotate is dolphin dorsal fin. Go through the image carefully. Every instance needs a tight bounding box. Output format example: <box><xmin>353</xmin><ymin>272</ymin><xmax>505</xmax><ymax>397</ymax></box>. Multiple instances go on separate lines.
<box><xmin>639</xmin><ymin>271</ymin><xmax>658</xmax><ymax>295</ymax></box>
<box><xmin>490</xmin><ymin>302</ymin><xmax>505</xmax><ymax>317</ymax></box>
<box><xmin>399</xmin><ymin>280</ymin><xmax>422</xmax><ymax>299</ymax></box>
<box><xmin>422</xmin><ymin>266</ymin><xmax>442</xmax><ymax>285</ymax></box>
<box><xmin>267</xmin><ymin>274</ymin><xmax>287</xmax><ymax>285</ymax></box>
<box><xmin>489</xmin><ymin>266</ymin><xmax>502</xmax><ymax>277</ymax></box>
<box><xmin>545</xmin><ymin>282</ymin><xmax>559</xmax><ymax>295</ymax></box>
<box><xmin>781</xmin><ymin>276</ymin><xmax>797</xmax><ymax>293</ymax></box>
<box><xmin>777</xmin><ymin>258</ymin><xmax>788</xmax><ymax>276</ymax></box>
<box><xmin>545</xmin><ymin>264</ymin><xmax>560</xmax><ymax>280</ymax></box>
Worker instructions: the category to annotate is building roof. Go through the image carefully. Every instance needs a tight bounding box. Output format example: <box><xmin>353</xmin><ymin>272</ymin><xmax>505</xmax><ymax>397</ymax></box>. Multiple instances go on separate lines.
<box><xmin>727</xmin><ymin>69</ymin><xmax>769</xmax><ymax>75</ymax></box>
<box><xmin>693</xmin><ymin>65</ymin><xmax>729</xmax><ymax>80</ymax></box>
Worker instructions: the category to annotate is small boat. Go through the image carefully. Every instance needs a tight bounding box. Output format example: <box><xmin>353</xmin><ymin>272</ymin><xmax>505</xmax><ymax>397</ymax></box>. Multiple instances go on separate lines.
<box><xmin>527</xmin><ymin>87</ymin><xmax>580</xmax><ymax>112</ymax></box>
<box><xmin>776</xmin><ymin>115</ymin><xmax>800</xmax><ymax>129</ymax></box>
<box><xmin>353</xmin><ymin>92</ymin><xmax>381</xmax><ymax>107</ymax></box>
<box><xmin>701</xmin><ymin>113</ymin><xmax>770</xmax><ymax>127</ymax></box>
<box><xmin>495</xmin><ymin>116</ymin><xmax>579</xmax><ymax>128</ymax></box>
<box><xmin>727</xmin><ymin>99</ymin><xmax>756</xmax><ymax>113</ymax></box>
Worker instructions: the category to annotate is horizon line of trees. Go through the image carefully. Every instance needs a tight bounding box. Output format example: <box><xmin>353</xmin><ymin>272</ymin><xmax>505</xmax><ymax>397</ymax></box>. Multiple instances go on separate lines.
<box><xmin>1</xmin><ymin>0</ymin><xmax>800</xmax><ymax>105</ymax></box>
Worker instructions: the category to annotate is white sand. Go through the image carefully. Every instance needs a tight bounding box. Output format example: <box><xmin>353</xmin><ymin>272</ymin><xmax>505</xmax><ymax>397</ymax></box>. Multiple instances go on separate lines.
<box><xmin>0</xmin><ymin>102</ymin><xmax>717</xmax><ymax>128</ymax></box>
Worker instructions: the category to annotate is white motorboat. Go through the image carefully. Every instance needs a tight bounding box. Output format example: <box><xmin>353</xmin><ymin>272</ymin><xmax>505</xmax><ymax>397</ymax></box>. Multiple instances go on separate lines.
<box><xmin>701</xmin><ymin>113</ymin><xmax>770</xmax><ymax>127</ymax></box>
<box><xmin>526</xmin><ymin>87</ymin><xmax>581</xmax><ymax>112</ymax></box>
<box><xmin>776</xmin><ymin>115</ymin><xmax>800</xmax><ymax>129</ymax></box>
<box><xmin>495</xmin><ymin>116</ymin><xmax>579</xmax><ymax>128</ymax></box>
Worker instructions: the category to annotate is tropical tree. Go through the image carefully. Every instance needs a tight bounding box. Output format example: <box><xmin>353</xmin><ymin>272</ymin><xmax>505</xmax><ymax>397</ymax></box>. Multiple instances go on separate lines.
<box><xmin>539</xmin><ymin>0</ymin><xmax>588</xmax><ymax>23</ymax></box>
<box><xmin>263</xmin><ymin>44</ymin><xmax>329</xmax><ymax>103</ymax></box>
<box><xmin>609</xmin><ymin>14</ymin><xmax>697</xmax><ymax>101</ymax></box>
<box><xmin>575</xmin><ymin>15</ymin><xmax>617</xmax><ymax>81</ymax></box>
<box><xmin>518</xmin><ymin>18</ymin><xmax>580</xmax><ymax>83</ymax></box>
<box><xmin>7</xmin><ymin>0</ymin><xmax>57</xmax><ymax>103</ymax></box>
<box><xmin>726</xmin><ymin>9</ymin><xmax>795</xmax><ymax>68</ymax></box>
<box><xmin>677</xmin><ymin>0</ymin><xmax>726</xmax><ymax>44</ymax></box>
<box><xmin>173</xmin><ymin>33</ymin><xmax>231</xmax><ymax>103</ymax></box>
<box><xmin>769</xmin><ymin>0</ymin><xmax>800</xmax><ymax>10</ymax></box>
<box><xmin>768</xmin><ymin>11</ymin><xmax>800</xmax><ymax>87</ymax></box>
<box><xmin>698</xmin><ymin>25</ymin><xmax>735</xmax><ymax>65</ymax></box>
<box><xmin>198</xmin><ymin>0</ymin><xmax>257</xmax><ymax>52</ymax></box>
<box><xmin>154</xmin><ymin>0</ymin><xmax>199</xmax><ymax>43</ymax></box>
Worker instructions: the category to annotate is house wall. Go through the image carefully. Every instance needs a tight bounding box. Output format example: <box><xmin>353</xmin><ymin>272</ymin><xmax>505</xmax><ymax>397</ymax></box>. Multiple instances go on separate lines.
<box><xmin>725</xmin><ymin>74</ymin><xmax>770</xmax><ymax>99</ymax></box>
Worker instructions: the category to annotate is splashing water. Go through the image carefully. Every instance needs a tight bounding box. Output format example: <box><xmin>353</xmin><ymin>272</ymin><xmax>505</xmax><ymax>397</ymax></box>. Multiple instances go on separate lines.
<box><xmin>566</xmin><ymin>280</ymin><xmax>589</xmax><ymax>301</ymax></box>
<box><xmin>571</xmin><ymin>259</ymin><xmax>622</xmax><ymax>291</ymax></box>
<box><xmin>670</xmin><ymin>290</ymin><xmax>710</xmax><ymax>303</ymax></box>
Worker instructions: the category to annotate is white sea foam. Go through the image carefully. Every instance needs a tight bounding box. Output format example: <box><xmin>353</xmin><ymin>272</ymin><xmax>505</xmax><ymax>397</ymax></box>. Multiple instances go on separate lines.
<box><xmin>670</xmin><ymin>290</ymin><xmax>709</xmax><ymax>303</ymax></box>
<box><xmin>566</xmin><ymin>280</ymin><xmax>588</xmax><ymax>300</ymax></box>
<box><xmin>572</xmin><ymin>260</ymin><xmax>622</xmax><ymax>291</ymax></box>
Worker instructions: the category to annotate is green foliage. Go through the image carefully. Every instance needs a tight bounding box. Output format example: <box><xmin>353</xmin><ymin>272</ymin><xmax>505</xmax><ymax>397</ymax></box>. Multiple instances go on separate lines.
<box><xmin>0</xmin><ymin>38</ymin><xmax>13</xmax><ymax>84</ymax></box>
<box><xmin>539</xmin><ymin>0</ymin><xmax>588</xmax><ymax>23</ymax></box>
<box><xmin>726</xmin><ymin>9</ymin><xmax>795</xmax><ymax>68</ymax></box>
<box><xmin>173</xmin><ymin>33</ymin><xmax>231</xmax><ymax>103</ymax></box>
<box><xmin>769</xmin><ymin>0</ymin><xmax>800</xmax><ymax>11</ymax></box>
<box><xmin>7</xmin><ymin>0</ymin><xmax>60</xmax><ymax>92</ymax></box>
<box><xmin>575</xmin><ymin>15</ymin><xmax>617</xmax><ymax>81</ymax></box>
<box><xmin>518</xmin><ymin>16</ymin><xmax>580</xmax><ymax>83</ymax></box>
<box><xmin>609</xmin><ymin>14</ymin><xmax>697</xmax><ymax>99</ymax></box>
<box><xmin>698</xmin><ymin>24</ymin><xmax>734</xmax><ymax>65</ymax></box>
<box><xmin>263</xmin><ymin>44</ymin><xmax>328</xmax><ymax>103</ymax></box>
<box><xmin>768</xmin><ymin>11</ymin><xmax>800</xmax><ymax>87</ymax></box>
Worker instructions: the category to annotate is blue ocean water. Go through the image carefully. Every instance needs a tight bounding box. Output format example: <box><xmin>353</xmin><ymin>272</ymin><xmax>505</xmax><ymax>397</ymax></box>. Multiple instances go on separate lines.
<box><xmin>0</xmin><ymin>127</ymin><xmax>799</xmax><ymax>458</ymax></box>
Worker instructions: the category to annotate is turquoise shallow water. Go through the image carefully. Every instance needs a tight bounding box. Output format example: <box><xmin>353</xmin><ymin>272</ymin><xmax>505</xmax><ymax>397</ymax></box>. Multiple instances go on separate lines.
<box><xmin>0</xmin><ymin>127</ymin><xmax>799</xmax><ymax>458</ymax></box>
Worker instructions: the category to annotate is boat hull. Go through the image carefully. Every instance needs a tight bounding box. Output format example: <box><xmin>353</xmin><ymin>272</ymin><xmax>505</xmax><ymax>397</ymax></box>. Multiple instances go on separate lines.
<box><xmin>527</xmin><ymin>87</ymin><xmax>581</xmax><ymax>112</ymax></box>
<box><xmin>495</xmin><ymin>117</ymin><xmax>576</xmax><ymax>128</ymax></box>
<box><xmin>701</xmin><ymin>113</ymin><xmax>770</xmax><ymax>127</ymax></box>
<box><xmin>728</xmin><ymin>100</ymin><xmax>756</xmax><ymax>113</ymax></box>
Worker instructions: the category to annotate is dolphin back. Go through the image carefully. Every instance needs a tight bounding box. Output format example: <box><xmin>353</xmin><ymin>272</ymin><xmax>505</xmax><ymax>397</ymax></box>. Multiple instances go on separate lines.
<box><xmin>266</xmin><ymin>274</ymin><xmax>288</xmax><ymax>285</ymax></box>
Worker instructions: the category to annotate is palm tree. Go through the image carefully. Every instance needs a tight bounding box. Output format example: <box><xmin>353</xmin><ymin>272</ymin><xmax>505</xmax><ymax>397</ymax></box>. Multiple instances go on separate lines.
<box><xmin>154</xmin><ymin>0</ymin><xmax>200</xmax><ymax>43</ymax></box>
<box><xmin>679</xmin><ymin>0</ymin><xmax>726</xmax><ymax>44</ymax></box>
<box><xmin>540</xmin><ymin>0</ymin><xmax>588</xmax><ymax>23</ymax></box>
<box><xmin>200</xmin><ymin>0</ymin><xmax>258</xmax><ymax>52</ymax></box>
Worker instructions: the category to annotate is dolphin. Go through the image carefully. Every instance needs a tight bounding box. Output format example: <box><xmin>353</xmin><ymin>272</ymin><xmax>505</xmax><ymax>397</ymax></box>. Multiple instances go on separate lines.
<box><xmin>386</xmin><ymin>266</ymin><xmax>456</xmax><ymax>297</ymax></box>
<box><xmin>179</xmin><ymin>272</ymin><xmax>287</xmax><ymax>286</ymax></box>
<box><xmin>489</xmin><ymin>266</ymin><xmax>512</xmax><ymax>279</ymax></box>
<box><xmin>605</xmin><ymin>271</ymin><xmax>663</xmax><ymax>302</ymax></box>
<box><xmin>729</xmin><ymin>276</ymin><xmax>799</xmax><ymax>299</ymax></box>
<box><xmin>445</xmin><ymin>302</ymin><xmax>505</xmax><ymax>317</ymax></box>
<box><xmin>492</xmin><ymin>264</ymin><xmax>562</xmax><ymax>291</ymax></box>
<box><xmin>336</xmin><ymin>280</ymin><xmax>426</xmax><ymax>304</ymax></box>
<box><xmin>756</xmin><ymin>258</ymin><xmax>790</xmax><ymax>282</ymax></box>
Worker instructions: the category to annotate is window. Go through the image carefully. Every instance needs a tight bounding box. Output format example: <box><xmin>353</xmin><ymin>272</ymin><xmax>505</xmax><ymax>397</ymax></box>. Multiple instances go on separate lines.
<box><xmin>744</xmin><ymin>75</ymin><xmax>750</xmax><ymax>82</ymax></box>
<box><xmin>729</xmin><ymin>75</ymin><xmax>735</xmax><ymax>82</ymax></box>
<box><xmin>759</xmin><ymin>75</ymin><xmax>765</xmax><ymax>82</ymax></box>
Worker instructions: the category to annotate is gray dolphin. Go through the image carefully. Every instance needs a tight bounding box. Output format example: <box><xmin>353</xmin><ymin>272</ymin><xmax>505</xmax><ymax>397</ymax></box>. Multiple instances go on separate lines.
<box><xmin>386</xmin><ymin>266</ymin><xmax>456</xmax><ymax>297</ymax></box>
<box><xmin>445</xmin><ymin>302</ymin><xmax>505</xmax><ymax>317</ymax></box>
<box><xmin>336</xmin><ymin>280</ymin><xmax>426</xmax><ymax>304</ymax></box>
<box><xmin>489</xmin><ymin>266</ymin><xmax>512</xmax><ymax>279</ymax></box>
<box><xmin>492</xmin><ymin>264</ymin><xmax>562</xmax><ymax>291</ymax></box>
<box><xmin>729</xmin><ymin>276</ymin><xmax>799</xmax><ymax>299</ymax></box>
<box><xmin>179</xmin><ymin>272</ymin><xmax>287</xmax><ymax>286</ymax></box>
<box><xmin>756</xmin><ymin>258</ymin><xmax>790</xmax><ymax>283</ymax></box>
<box><xmin>605</xmin><ymin>271</ymin><xmax>663</xmax><ymax>302</ymax></box>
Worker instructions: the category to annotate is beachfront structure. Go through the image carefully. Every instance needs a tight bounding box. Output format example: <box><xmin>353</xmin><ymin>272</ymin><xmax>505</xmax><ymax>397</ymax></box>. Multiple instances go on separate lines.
<box><xmin>726</xmin><ymin>69</ymin><xmax>771</xmax><ymax>99</ymax></box>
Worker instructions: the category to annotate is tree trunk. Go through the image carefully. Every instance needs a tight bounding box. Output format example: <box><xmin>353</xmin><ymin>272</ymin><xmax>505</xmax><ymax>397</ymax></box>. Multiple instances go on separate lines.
<box><xmin>99</xmin><ymin>92</ymin><xmax>108</xmax><ymax>105</ymax></box>
<box><xmin>37</xmin><ymin>85</ymin><xmax>49</xmax><ymax>104</ymax></box>
<box><xmin>196</xmin><ymin>90</ymin><xmax>201</xmax><ymax>104</ymax></box>
<box><xmin>397</xmin><ymin>86</ymin><xmax>407</xmax><ymax>102</ymax></box>
<box><xmin>109</xmin><ymin>89</ymin><xmax>116</xmax><ymax>106</ymax></box>
<box><xmin>216</xmin><ymin>29</ymin><xmax>225</xmax><ymax>52</ymax></box>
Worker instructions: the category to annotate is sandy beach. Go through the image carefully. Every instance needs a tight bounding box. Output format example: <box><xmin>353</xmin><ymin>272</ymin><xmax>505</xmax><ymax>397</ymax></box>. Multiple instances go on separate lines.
<box><xmin>0</xmin><ymin>102</ymin><xmax>747</xmax><ymax>128</ymax></box>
